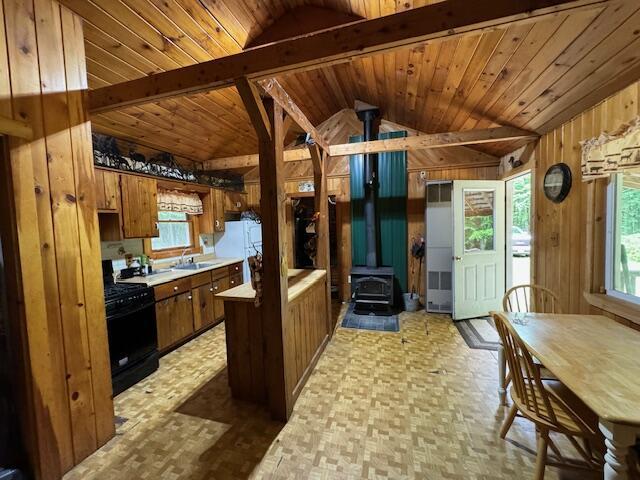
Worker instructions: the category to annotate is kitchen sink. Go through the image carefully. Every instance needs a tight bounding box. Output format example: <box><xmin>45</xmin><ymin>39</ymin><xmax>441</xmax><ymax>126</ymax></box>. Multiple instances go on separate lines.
<box><xmin>173</xmin><ymin>262</ymin><xmax>217</xmax><ymax>270</ymax></box>
<box><xmin>146</xmin><ymin>268</ymin><xmax>173</xmax><ymax>276</ymax></box>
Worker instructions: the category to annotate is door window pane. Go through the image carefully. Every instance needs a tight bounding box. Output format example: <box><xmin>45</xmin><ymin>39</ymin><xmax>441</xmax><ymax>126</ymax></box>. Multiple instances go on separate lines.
<box><xmin>464</xmin><ymin>190</ymin><xmax>495</xmax><ymax>252</ymax></box>
<box><xmin>611</xmin><ymin>172</ymin><xmax>640</xmax><ymax>298</ymax></box>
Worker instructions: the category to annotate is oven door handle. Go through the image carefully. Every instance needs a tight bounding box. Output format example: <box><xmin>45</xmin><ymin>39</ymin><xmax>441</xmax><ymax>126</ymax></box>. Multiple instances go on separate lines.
<box><xmin>107</xmin><ymin>300</ymin><xmax>155</xmax><ymax>321</ymax></box>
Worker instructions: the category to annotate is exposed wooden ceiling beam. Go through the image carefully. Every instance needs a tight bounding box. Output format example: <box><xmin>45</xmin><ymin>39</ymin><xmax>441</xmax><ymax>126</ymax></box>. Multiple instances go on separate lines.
<box><xmin>0</xmin><ymin>115</ymin><xmax>33</xmax><ymax>140</ymax></box>
<box><xmin>258</xmin><ymin>78</ymin><xmax>329</xmax><ymax>151</ymax></box>
<box><xmin>329</xmin><ymin>126</ymin><xmax>538</xmax><ymax>156</ymax></box>
<box><xmin>203</xmin><ymin>126</ymin><xmax>531</xmax><ymax>170</ymax></box>
<box><xmin>205</xmin><ymin>148</ymin><xmax>312</xmax><ymax>170</ymax></box>
<box><xmin>235</xmin><ymin>78</ymin><xmax>271</xmax><ymax>142</ymax></box>
<box><xmin>89</xmin><ymin>0</ymin><xmax>608</xmax><ymax>113</ymax></box>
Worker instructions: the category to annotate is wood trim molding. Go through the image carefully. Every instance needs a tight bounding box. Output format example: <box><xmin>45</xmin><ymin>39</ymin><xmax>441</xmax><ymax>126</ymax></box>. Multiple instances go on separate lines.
<box><xmin>89</xmin><ymin>0</ymin><xmax>608</xmax><ymax>113</ymax></box>
<box><xmin>584</xmin><ymin>292</ymin><xmax>640</xmax><ymax>326</ymax></box>
<box><xmin>0</xmin><ymin>114</ymin><xmax>33</xmax><ymax>139</ymax></box>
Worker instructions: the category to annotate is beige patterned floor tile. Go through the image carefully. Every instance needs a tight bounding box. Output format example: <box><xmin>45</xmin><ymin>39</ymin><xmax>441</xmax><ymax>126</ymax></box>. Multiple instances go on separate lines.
<box><xmin>64</xmin><ymin>308</ymin><xmax>600</xmax><ymax>480</ymax></box>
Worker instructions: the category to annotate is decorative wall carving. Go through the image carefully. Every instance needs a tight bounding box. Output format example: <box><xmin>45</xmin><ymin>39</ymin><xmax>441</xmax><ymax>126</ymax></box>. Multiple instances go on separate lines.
<box><xmin>581</xmin><ymin>117</ymin><xmax>640</xmax><ymax>180</ymax></box>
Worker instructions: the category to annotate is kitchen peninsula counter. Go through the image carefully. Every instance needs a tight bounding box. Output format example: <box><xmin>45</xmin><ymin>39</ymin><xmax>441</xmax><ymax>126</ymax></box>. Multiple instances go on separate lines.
<box><xmin>215</xmin><ymin>268</ymin><xmax>330</xmax><ymax>415</ymax></box>
<box><xmin>215</xmin><ymin>268</ymin><xmax>326</xmax><ymax>303</ymax></box>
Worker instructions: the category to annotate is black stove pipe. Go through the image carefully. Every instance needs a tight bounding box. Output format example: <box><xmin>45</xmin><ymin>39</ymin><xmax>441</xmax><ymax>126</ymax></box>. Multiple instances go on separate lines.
<box><xmin>356</xmin><ymin>107</ymin><xmax>381</xmax><ymax>268</ymax></box>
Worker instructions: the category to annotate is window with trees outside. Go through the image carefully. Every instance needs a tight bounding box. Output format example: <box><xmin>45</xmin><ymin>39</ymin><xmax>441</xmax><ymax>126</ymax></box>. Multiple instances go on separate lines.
<box><xmin>464</xmin><ymin>190</ymin><xmax>495</xmax><ymax>252</ymax></box>
<box><xmin>150</xmin><ymin>211</ymin><xmax>197</xmax><ymax>255</ymax></box>
<box><xmin>606</xmin><ymin>171</ymin><xmax>640</xmax><ymax>304</ymax></box>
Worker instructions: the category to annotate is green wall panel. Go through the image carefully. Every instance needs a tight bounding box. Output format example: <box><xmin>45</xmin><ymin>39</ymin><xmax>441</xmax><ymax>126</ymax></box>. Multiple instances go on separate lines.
<box><xmin>350</xmin><ymin>131</ymin><xmax>408</xmax><ymax>298</ymax></box>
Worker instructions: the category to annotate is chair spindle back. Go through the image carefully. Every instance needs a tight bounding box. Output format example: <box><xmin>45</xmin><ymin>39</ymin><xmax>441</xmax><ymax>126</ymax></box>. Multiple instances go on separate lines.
<box><xmin>503</xmin><ymin>284</ymin><xmax>562</xmax><ymax>314</ymax></box>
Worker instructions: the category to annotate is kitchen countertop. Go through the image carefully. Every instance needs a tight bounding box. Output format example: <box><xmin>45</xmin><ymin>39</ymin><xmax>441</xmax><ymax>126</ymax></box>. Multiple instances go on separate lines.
<box><xmin>215</xmin><ymin>269</ymin><xmax>326</xmax><ymax>303</ymax></box>
<box><xmin>117</xmin><ymin>257</ymin><xmax>244</xmax><ymax>287</ymax></box>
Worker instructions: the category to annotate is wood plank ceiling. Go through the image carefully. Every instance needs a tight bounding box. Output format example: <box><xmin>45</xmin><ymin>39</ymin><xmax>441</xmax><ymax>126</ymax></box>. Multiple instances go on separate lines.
<box><xmin>60</xmin><ymin>0</ymin><xmax>640</xmax><ymax>166</ymax></box>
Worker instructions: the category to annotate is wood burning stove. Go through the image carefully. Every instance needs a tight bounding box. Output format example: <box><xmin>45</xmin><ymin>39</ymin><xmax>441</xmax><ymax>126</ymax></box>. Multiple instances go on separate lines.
<box><xmin>350</xmin><ymin>101</ymin><xmax>396</xmax><ymax>315</ymax></box>
<box><xmin>351</xmin><ymin>266</ymin><xmax>394</xmax><ymax>315</ymax></box>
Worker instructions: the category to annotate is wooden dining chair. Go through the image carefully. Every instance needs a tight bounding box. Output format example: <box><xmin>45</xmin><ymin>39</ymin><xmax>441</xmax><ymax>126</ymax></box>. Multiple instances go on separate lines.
<box><xmin>502</xmin><ymin>284</ymin><xmax>562</xmax><ymax>315</ymax></box>
<box><xmin>492</xmin><ymin>312</ymin><xmax>603</xmax><ymax>480</ymax></box>
<box><xmin>499</xmin><ymin>284</ymin><xmax>561</xmax><ymax>436</ymax></box>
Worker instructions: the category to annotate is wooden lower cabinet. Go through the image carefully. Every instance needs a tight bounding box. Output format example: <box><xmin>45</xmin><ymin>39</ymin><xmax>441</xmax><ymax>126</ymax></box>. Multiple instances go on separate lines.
<box><xmin>154</xmin><ymin>266</ymin><xmax>243</xmax><ymax>353</ymax></box>
<box><xmin>193</xmin><ymin>283</ymin><xmax>215</xmax><ymax>330</ymax></box>
<box><xmin>155</xmin><ymin>291</ymin><xmax>194</xmax><ymax>351</ymax></box>
<box><xmin>212</xmin><ymin>276</ymin><xmax>229</xmax><ymax>321</ymax></box>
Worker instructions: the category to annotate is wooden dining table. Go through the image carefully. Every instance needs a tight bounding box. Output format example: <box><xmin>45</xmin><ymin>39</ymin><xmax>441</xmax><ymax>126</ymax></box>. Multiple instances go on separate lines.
<box><xmin>495</xmin><ymin>312</ymin><xmax>640</xmax><ymax>480</ymax></box>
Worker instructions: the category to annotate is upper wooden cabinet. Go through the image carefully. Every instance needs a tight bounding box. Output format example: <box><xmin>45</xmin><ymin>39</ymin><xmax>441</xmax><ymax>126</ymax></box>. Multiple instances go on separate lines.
<box><xmin>224</xmin><ymin>190</ymin><xmax>247</xmax><ymax>212</ymax></box>
<box><xmin>199</xmin><ymin>188</ymin><xmax>225</xmax><ymax>234</ymax></box>
<box><xmin>213</xmin><ymin>189</ymin><xmax>225</xmax><ymax>232</ymax></box>
<box><xmin>95</xmin><ymin>169</ymin><xmax>120</xmax><ymax>212</ymax></box>
<box><xmin>120</xmin><ymin>174</ymin><xmax>159</xmax><ymax>239</ymax></box>
<box><xmin>246</xmin><ymin>184</ymin><xmax>260</xmax><ymax>212</ymax></box>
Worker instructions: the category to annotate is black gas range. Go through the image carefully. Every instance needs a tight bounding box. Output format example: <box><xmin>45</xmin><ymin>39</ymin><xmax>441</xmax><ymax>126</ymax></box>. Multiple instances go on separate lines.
<box><xmin>103</xmin><ymin>261</ymin><xmax>158</xmax><ymax>396</ymax></box>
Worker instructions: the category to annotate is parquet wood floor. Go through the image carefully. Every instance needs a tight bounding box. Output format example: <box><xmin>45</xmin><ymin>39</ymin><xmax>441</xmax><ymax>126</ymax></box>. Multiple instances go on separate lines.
<box><xmin>64</xmin><ymin>308</ymin><xmax>598</xmax><ymax>479</ymax></box>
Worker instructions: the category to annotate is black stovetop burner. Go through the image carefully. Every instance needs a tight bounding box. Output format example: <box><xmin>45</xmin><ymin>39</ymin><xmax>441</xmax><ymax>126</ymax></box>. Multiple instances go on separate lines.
<box><xmin>104</xmin><ymin>282</ymin><xmax>148</xmax><ymax>302</ymax></box>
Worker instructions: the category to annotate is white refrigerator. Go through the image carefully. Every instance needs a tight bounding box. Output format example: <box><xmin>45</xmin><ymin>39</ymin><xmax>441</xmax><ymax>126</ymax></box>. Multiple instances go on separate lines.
<box><xmin>214</xmin><ymin>219</ymin><xmax>263</xmax><ymax>281</ymax></box>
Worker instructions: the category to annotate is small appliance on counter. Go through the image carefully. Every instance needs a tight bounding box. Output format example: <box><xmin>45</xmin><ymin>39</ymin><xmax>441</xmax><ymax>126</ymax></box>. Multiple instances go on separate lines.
<box><xmin>103</xmin><ymin>260</ymin><xmax>159</xmax><ymax>396</ymax></box>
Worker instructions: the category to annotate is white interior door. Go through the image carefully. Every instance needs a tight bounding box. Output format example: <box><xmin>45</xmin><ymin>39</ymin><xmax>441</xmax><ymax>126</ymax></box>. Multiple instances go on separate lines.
<box><xmin>453</xmin><ymin>180</ymin><xmax>506</xmax><ymax>320</ymax></box>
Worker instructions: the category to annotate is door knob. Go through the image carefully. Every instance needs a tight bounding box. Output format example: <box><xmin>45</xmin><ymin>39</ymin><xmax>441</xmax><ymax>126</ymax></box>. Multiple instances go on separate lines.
<box><xmin>453</xmin><ymin>256</ymin><xmax>462</xmax><ymax>261</ymax></box>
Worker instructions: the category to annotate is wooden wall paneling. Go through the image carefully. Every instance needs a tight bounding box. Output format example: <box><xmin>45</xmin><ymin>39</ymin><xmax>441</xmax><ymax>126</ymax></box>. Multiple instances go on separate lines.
<box><xmin>35</xmin><ymin>0</ymin><xmax>98</xmax><ymax>460</ymax></box>
<box><xmin>1</xmin><ymin>0</ymin><xmax>115</xmax><ymax>477</ymax></box>
<box><xmin>285</xmin><ymin>278</ymin><xmax>329</xmax><ymax>404</ymax></box>
<box><xmin>3</xmin><ymin>0</ymin><xmax>74</xmax><ymax>475</ymax></box>
<box><xmin>532</xmin><ymin>79</ymin><xmax>640</xmax><ymax>329</ymax></box>
<box><xmin>61</xmin><ymin>5</ymin><xmax>115</xmax><ymax>448</ymax></box>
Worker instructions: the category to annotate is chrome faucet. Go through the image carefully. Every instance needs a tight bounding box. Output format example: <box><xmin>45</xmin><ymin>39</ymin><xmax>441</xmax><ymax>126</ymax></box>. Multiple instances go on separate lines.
<box><xmin>179</xmin><ymin>248</ymin><xmax>189</xmax><ymax>265</ymax></box>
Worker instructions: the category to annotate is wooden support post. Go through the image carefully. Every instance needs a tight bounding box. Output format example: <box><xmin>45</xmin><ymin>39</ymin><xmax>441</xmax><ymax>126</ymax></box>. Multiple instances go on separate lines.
<box><xmin>237</xmin><ymin>78</ymin><xmax>290</xmax><ymax>421</ymax></box>
<box><xmin>310</xmin><ymin>145</ymin><xmax>332</xmax><ymax>335</ymax></box>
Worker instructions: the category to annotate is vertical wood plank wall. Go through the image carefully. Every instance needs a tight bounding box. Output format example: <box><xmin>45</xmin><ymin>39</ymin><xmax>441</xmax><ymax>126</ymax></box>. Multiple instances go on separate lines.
<box><xmin>284</xmin><ymin>277</ymin><xmax>330</xmax><ymax>407</ymax></box>
<box><xmin>0</xmin><ymin>1</ymin><xmax>114</xmax><ymax>478</ymax></box>
<box><xmin>534</xmin><ymin>80</ymin><xmax>640</xmax><ymax>330</ymax></box>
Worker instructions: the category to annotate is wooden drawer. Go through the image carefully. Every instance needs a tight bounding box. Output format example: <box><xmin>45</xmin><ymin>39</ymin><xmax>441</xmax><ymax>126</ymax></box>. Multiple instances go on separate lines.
<box><xmin>228</xmin><ymin>272</ymin><xmax>243</xmax><ymax>289</ymax></box>
<box><xmin>190</xmin><ymin>271</ymin><xmax>212</xmax><ymax>289</ymax></box>
<box><xmin>228</xmin><ymin>262</ymin><xmax>243</xmax><ymax>277</ymax></box>
<box><xmin>211</xmin><ymin>267</ymin><xmax>228</xmax><ymax>282</ymax></box>
<box><xmin>154</xmin><ymin>277</ymin><xmax>191</xmax><ymax>301</ymax></box>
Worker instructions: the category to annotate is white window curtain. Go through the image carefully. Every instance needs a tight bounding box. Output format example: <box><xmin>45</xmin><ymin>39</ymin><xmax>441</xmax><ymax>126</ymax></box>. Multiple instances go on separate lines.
<box><xmin>157</xmin><ymin>188</ymin><xmax>203</xmax><ymax>215</ymax></box>
<box><xmin>581</xmin><ymin>116</ymin><xmax>640</xmax><ymax>181</ymax></box>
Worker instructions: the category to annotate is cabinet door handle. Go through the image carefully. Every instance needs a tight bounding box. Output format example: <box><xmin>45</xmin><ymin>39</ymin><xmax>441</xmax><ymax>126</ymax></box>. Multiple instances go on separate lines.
<box><xmin>187</xmin><ymin>295</ymin><xmax>192</xmax><ymax>300</ymax></box>
<box><xmin>173</xmin><ymin>286</ymin><xmax>178</xmax><ymax>291</ymax></box>
<box><xmin>209</xmin><ymin>287</ymin><xmax>214</xmax><ymax>292</ymax></box>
